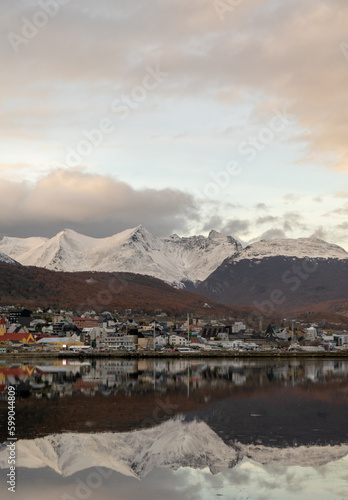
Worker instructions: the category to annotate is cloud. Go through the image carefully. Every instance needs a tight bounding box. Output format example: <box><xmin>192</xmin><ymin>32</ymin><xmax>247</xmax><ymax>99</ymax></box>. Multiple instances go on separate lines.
<box><xmin>256</xmin><ymin>215</ymin><xmax>278</xmax><ymax>225</ymax></box>
<box><xmin>323</xmin><ymin>204</ymin><xmax>348</xmax><ymax>217</ymax></box>
<box><xmin>313</xmin><ymin>196</ymin><xmax>323</xmax><ymax>203</ymax></box>
<box><xmin>0</xmin><ymin>170</ymin><xmax>199</xmax><ymax>237</ymax></box>
<box><xmin>221</xmin><ymin>219</ymin><xmax>250</xmax><ymax>236</ymax></box>
<box><xmin>259</xmin><ymin>228</ymin><xmax>287</xmax><ymax>240</ymax></box>
<box><xmin>201</xmin><ymin>215</ymin><xmax>223</xmax><ymax>232</ymax></box>
<box><xmin>282</xmin><ymin>212</ymin><xmax>308</xmax><ymax>233</ymax></box>
<box><xmin>334</xmin><ymin>189</ymin><xmax>348</xmax><ymax>198</ymax></box>
<box><xmin>283</xmin><ymin>193</ymin><xmax>301</xmax><ymax>202</ymax></box>
<box><xmin>310</xmin><ymin>227</ymin><xmax>330</xmax><ymax>240</ymax></box>
<box><xmin>255</xmin><ymin>203</ymin><xmax>270</xmax><ymax>211</ymax></box>
<box><xmin>201</xmin><ymin>216</ymin><xmax>250</xmax><ymax>238</ymax></box>
<box><xmin>4</xmin><ymin>0</ymin><xmax>348</xmax><ymax>172</ymax></box>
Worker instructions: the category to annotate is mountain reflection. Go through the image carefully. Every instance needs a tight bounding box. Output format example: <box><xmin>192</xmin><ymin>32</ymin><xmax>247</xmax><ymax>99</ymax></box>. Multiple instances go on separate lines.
<box><xmin>1</xmin><ymin>417</ymin><xmax>348</xmax><ymax>478</ymax></box>
<box><xmin>1</xmin><ymin>358</ymin><xmax>348</xmax><ymax>499</ymax></box>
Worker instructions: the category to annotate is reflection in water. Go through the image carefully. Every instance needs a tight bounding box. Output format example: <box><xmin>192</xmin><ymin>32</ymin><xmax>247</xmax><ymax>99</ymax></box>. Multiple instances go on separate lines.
<box><xmin>3</xmin><ymin>459</ymin><xmax>348</xmax><ymax>500</ymax></box>
<box><xmin>0</xmin><ymin>358</ymin><xmax>348</xmax><ymax>499</ymax></box>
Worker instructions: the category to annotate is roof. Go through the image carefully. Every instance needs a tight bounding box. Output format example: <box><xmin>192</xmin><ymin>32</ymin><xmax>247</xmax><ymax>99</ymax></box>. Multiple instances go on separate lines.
<box><xmin>36</xmin><ymin>337</ymin><xmax>82</xmax><ymax>344</ymax></box>
<box><xmin>0</xmin><ymin>333</ymin><xmax>34</xmax><ymax>343</ymax></box>
<box><xmin>8</xmin><ymin>324</ymin><xmax>29</xmax><ymax>334</ymax></box>
<box><xmin>73</xmin><ymin>317</ymin><xmax>98</xmax><ymax>322</ymax></box>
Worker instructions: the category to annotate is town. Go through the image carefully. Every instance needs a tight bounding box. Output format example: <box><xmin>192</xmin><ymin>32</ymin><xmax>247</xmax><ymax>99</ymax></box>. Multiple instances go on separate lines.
<box><xmin>0</xmin><ymin>306</ymin><xmax>347</xmax><ymax>354</ymax></box>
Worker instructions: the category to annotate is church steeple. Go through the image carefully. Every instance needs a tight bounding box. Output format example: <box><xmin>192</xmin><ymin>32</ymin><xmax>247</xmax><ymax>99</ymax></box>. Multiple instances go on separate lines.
<box><xmin>0</xmin><ymin>317</ymin><xmax>6</xmax><ymax>336</ymax></box>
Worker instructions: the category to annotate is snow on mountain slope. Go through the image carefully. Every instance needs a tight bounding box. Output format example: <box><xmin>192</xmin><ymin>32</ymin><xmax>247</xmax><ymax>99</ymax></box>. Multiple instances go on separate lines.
<box><xmin>1</xmin><ymin>417</ymin><xmax>347</xmax><ymax>479</ymax></box>
<box><xmin>160</xmin><ymin>230</ymin><xmax>241</xmax><ymax>286</ymax></box>
<box><xmin>4</xmin><ymin>230</ymin><xmax>346</xmax><ymax>289</ymax></box>
<box><xmin>26</xmin><ymin>229</ymin><xmax>98</xmax><ymax>271</ymax></box>
<box><xmin>0</xmin><ymin>251</ymin><xmax>20</xmax><ymax>265</ymax></box>
<box><xmin>0</xmin><ymin>418</ymin><xmax>237</xmax><ymax>478</ymax></box>
<box><xmin>87</xmin><ymin>226</ymin><xmax>242</xmax><ymax>287</ymax></box>
<box><xmin>0</xmin><ymin>235</ymin><xmax>47</xmax><ymax>264</ymax></box>
<box><xmin>0</xmin><ymin>226</ymin><xmax>241</xmax><ymax>287</ymax></box>
<box><xmin>232</xmin><ymin>237</ymin><xmax>348</xmax><ymax>262</ymax></box>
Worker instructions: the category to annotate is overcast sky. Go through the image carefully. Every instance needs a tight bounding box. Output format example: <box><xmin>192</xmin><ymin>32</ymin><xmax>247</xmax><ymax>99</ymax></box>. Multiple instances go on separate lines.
<box><xmin>2</xmin><ymin>0</ymin><xmax>348</xmax><ymax>247</ymax></box>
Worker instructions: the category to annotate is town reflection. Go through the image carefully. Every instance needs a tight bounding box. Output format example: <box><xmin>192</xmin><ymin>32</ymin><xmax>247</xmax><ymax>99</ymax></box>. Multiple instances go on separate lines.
<box><xmin>1</xmin><ymin>358</ymin><xmax>348</xmax><ymax>499</ymax></box>
<box><xmin>1</xmin><ymin>357</ymin><xmax>348</xmax><ymax>398</ymax></box>
<box><xmin>0</xmin><ymin>357</ymin><xmax>348</xmax><ymax>445</ymax></box>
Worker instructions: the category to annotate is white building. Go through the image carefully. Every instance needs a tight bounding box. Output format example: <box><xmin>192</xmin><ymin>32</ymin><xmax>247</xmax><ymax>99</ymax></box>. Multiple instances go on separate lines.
<box><xmin>155</xmin><ymin>335</ymin><xmax>169</xmax><ymax>347</ymax></box>
<box><xmin>333</xmin><ymin>333</ymin><xmax>348</xmax><ymax>347</ymax></box>
<box><xmin>84</xmin><ymin>327</ymin><xmax>110</xmax><ymax>343</ymax></box>
<box><xmin>221</xmin><ymin>340</ymin><xmax>245</xmax><ymax>349</ymax></box>
<box><xmin>169</xmin><ymin>334</ymin><xmax>190</xmax><ymax>347</ymax></box>
<box><xmin>232</xmin><ymin>322</ymin><xmax>246</xmax><ymax>333</ymax></box>
<box><xmin>305</xmin><ymin>326</ymin><xmax>317</xmax><ymax>340</ymax></box>
<box><xmin>100</xmin><ymin>335</ymin><xmax>135</xmax><ymax>350</ymax></box>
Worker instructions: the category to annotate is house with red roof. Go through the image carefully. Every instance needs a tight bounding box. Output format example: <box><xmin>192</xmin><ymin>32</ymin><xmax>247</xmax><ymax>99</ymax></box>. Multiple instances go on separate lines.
<box><xmin>0</xmin><ymin>332</ymin><xmax>35</xmax><ymax>345</ymax></box>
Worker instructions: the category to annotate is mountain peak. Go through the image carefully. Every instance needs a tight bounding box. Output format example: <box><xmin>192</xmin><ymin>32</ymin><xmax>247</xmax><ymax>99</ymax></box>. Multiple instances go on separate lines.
<box><xmin>56</xmin><ymin>228</ymin><xmax>82</xmax><ymax>239</ymax></box>
<box><xmin>208</xmin><ymin>230</ymin><xmax>226</xmax><ymax>240</ymax></box>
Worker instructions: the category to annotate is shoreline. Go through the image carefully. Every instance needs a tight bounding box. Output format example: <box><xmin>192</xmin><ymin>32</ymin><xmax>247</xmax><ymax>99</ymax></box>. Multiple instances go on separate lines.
<box><xmin>1</xmin><ymin>350</ymin><xmax>348</xmax><ymax>360</ymax></box>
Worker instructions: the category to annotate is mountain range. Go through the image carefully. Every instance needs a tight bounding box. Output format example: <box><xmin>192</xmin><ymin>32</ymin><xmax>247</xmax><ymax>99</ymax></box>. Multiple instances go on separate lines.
<box><xmin>1</xmin><ymin>226</ymin><xmax>348</xmax><ymax>313</ymax></box>
<box><xmin>0</xmin><ymin>226</ymin><xmax>241</xmax><ymax>288</ymax></box>
<box><xmin>0</xmin><ymin>418</ymin><xmax>347</xmax><ymax>478</ymax></box>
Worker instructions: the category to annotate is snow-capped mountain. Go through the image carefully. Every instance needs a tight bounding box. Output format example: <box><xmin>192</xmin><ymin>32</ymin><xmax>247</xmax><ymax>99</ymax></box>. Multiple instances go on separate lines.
<box><xmin>233</xmin><ymin>237</ymin><xmax>348</xmax><ymax>261</ymax></box>
<box><xmin>0</xmin><ymin>226</ymin><xmax>241</xmax><ymax>288</ymax></box>
<box><xmin>0</xmin><ymin>418</ymin><xmax>347</xmax><ymax>478</ymax></box>
<box><xmin>2</xmin><ymin>229</ymin><xmax>348</xmax><ymax>303</ymax></box>
<box><xmin>197</xmin><ymin>237</ymin><xmax>348</xmax><ymax>309</ymax></box>
<box><xmin>0</xmin><ymin>418</ymin><xmax>237</xmax><ymax>478</ymax></box>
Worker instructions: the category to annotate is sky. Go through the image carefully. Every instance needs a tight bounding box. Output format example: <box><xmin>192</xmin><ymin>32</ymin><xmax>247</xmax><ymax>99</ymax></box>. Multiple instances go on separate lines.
<box><xmin>2</xmin><ymin>0</ymin><xmax>348</xmax><ymax>248</ymax></box>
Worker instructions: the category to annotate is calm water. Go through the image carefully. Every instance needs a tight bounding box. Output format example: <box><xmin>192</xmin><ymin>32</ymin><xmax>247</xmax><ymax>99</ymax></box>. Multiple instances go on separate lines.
<box><xmin>0</xmin><ymin>357</ymin><xmax>348</xmax><ymax>499</ymax></box>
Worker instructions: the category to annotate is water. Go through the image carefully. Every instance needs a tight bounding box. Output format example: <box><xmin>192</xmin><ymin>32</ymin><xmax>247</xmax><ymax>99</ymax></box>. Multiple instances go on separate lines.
<box><xmin>0</xmin><ymin>357</ymin><xmax>348</xmax><ymax>499</ymax></box>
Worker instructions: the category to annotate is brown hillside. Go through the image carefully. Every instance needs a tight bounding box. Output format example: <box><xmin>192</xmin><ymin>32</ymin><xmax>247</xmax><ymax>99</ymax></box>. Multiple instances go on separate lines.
<box><xmin>0</xmin><ymin>263</ymin><xmax>248</xmax><ymax>317</ymax></box>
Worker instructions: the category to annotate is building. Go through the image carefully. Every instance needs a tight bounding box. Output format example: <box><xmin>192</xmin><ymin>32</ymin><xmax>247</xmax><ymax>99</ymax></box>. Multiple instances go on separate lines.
<box><xmin>305</xmin><ymin>326</ymin><xmax>318</xmax><ymax>340</ymax></box>
<box><xmin>100</xmin><ymin>336</ymin><xmax>135</xmax><ymax>350</ymax></box>
<box><xmin>232</xmin><ymin>321</ymin><xmax>246</xmax><ymax>333</ymax></box>
<box><xmin>36</xmin><ymin>335</ymin><xmax>83</xmax><ymax>350</ymax></box>
<box><xmin>53</xmin><ymin>321</ymin><xmax>69</xmax><ymax>336</ymax></box>
<box><xmin>155</xmin><ymin>335</ymin><xmax>170</xmax><ymax>347</ymax></box>
<box><xmin>333</xmin><ymin>333</ymin><xmax>348</xmax><ymax>347</ymax></box>
<box><xmin>0</xmin><ymin>317</ymin><xmax>6</xmax><ymax>336</ymax></box>
<box><xmin>169</xmin><ymin>334</ymin><xmax>190</xmax><ymax>347</ymax></box>
<box><xmin>0</xmin><ymin>332</ymin><xmax>35</xmax><ymax>345</ymax></box>
<box><xmin>137</xmin><ymin>332</ymin><xmax>150</xmax><ymax>349</ymax></box>
<box><xmin>201</xmin><ymin>322</ymin><xmax>226</xmax><ymax>339</ymax></box>
<box><xmin>9</xmin><ymin>309</ymin><xmax>31</xmax><ymax>328</ymax></box>
<box><xmin>83</xmin><ymin>326</ymin><xmax>110</xmax><ymax>343</ymax></box>
<box><xmin>73</xmin><ymin>317</ymin><xmax>99</xmax><ymax>329</ymax></box>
